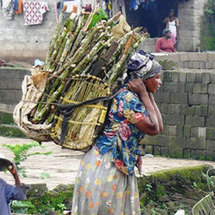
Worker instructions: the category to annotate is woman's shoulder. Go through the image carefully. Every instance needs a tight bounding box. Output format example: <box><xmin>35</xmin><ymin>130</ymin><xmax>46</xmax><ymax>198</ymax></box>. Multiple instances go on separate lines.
<box><xmin>117</xmin><ymin>88</ymin><xmax>139</xmax><ymax>102</ymax></box>
<box><xmin>118</xmin><ymin>88</ymin><xmax>137</xmax><ymax>97</ymax></box>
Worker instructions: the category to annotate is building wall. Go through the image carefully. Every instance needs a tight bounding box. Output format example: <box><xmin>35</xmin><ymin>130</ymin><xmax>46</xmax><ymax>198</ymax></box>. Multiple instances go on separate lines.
<box><xmin>177</xmin><ymin>0</ymin><xmax>208</xmax><ymax>51</ymax></box>
<box><xmin>112</xmin><ymin>0</ymin><xmax>208</xmax><ymax>52</ymax></box>
<box><xmin>144</xmin><ymin>68</ymin><xmax>215</xmax><ymax>160</ymax></box>
<box><xmin>0</xmin><ymin>1</ymin><xmax>59</xmax><ymax>63</ymax></box>
<box><xmin>0</xmin><ymin>0</ymin><xmax>209</xmax><ymax>61</ymax></box>
<box><xmin>0</xmin><ymin>68</ymin><xmax>30</xmax><ymax>112</ymax></box>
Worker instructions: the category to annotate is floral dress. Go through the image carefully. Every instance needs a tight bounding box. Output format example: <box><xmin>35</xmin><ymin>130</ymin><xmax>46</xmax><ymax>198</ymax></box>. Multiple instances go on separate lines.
<box><xmin>71</xmin><ymin>88</ymin><xmax>148</xmax><ymax>215</ymax></box>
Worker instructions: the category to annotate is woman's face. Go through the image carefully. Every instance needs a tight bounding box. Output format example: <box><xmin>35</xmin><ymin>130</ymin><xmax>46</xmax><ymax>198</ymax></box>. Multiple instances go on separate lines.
<box><xmin>144</xmin><ymin>72</ymin><xmax>162</xmax><ymax>93</ymax></box>
<box><xmin>165</xmin><ymin>31</ymin><xmax>171</xmax><ymax>39</ymax></box>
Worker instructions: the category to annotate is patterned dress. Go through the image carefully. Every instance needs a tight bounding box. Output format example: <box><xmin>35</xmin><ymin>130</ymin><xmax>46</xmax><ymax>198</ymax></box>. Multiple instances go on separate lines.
<box><xmin>71</xmin><ymin>88</ymin><xmax>148</xmax><ymax>215</ymax></box>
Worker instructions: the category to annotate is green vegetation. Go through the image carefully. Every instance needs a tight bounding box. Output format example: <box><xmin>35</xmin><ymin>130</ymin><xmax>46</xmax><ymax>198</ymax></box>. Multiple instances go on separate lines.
<box><xmin>10</xmin><ymin>165</ymin><xmax>213</xmax><ymax>215</ymax></box>
<box><xmin>11</xmin><ymin>184</ymin><xmax>74</xmax><ymax>215</ymax></box>
<box><xmin>2</xmin><ymin>142</ymin><xmax>52</xmax><ymax>177</ymax></box>
<box><xmin>201</xmin><ymin>0</ymin><xmax>215</xmax><ymax>50</ymax></box>
<box><xmin>138</xmin><ymin>165</ymin><xmax>211</xmax><ymax>214</ymax></box>
<box><xmin>0</xmin><ymin>111</ymin><xmax>25</xmax><ymax>137</ymax></box>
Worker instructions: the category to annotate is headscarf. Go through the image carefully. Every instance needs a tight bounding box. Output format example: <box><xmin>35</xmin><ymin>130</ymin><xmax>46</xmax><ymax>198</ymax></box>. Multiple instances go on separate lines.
<box><xmin>126</xmin><ymin>50</ymin><xmax>162</xmax><ymax>82</ymax></box>
<box><xmin>162</xmin><ymin>28</ymin><xmax>171</xmax><ymax>36</ymax></box>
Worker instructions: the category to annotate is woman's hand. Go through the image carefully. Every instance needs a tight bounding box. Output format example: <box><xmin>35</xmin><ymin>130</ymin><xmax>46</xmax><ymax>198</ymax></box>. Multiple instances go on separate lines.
<box><xmin>128</xmin><ymin>78</ymin><xmax>147</xmax><ymax>96</ymax></box>
<box><xmin>128</xmin><ymin>80</ymin><xmax>160</xmax><ymax>135</ymax></box>
<box><xmin>7</xmin><ymin>162</ymin><xmax>21</xmax><ymax>186</ymax></box>
<box><xmin>7</xmin><ymin>162</ymin><xmax>17</xmax><ymax>176</ymax></box>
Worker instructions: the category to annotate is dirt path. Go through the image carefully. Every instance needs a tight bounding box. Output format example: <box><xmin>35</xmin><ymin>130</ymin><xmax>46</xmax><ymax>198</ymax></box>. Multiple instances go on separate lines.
<box><xmin>1</xmin><ymin>136</ymin><xmax>215</xmax><ymax>190</ymax></box>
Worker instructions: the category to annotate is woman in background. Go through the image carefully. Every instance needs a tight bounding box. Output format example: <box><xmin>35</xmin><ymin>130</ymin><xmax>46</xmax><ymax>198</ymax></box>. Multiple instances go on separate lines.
<box><xmin>156</xmin><ymin>29</ymin><xmax>176</xmax><ymax>53</ymax></box>
<box><xmin>163</xmin><ymin>9</ymin><xmax>179</xmax><ymax>45</ymax></box>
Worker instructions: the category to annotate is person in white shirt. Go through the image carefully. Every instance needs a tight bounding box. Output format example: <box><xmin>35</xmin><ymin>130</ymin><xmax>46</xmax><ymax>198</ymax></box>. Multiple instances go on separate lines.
<box><xmin>163</xmin><ymin>9</ymin><xmax>179</xmax><ymax>46</ymax></box>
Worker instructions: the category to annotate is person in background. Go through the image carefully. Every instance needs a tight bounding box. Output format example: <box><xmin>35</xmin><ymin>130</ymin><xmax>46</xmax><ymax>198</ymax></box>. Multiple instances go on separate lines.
<box><xmin>141</xmin><ymin>27</ymin><xmax>150</xmax><ymax>38</ymax></box>
<box><xmin>163</xmin><ymin>9</ymin><xmax>179</xmax><ymax>45</ymax></box>
<box><xmin>155</xmin><ymin>29</ymin><xmax>176</xmax><ymax>53</ymax></box>
<box><xmin>71</xmin><ymin>50</ymin><xmax>163</xmax><ymax>215</ymax></box>
<box><xmin>0</xmin><ymin>153</ymin><xmax>28</xmax><ymax>215</ymax></box>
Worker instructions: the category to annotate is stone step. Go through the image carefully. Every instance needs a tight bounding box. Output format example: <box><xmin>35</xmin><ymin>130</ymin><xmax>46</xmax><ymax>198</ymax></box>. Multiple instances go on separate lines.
<box><xmin>0</xmin><ymin>111</ymin><xmax>25</xmax><ymax>138</ymax></box>
<box><xmin>0</xmin><ymin>124</ymin><xmax>25</xmax><ymax>138</ymax></box>
<box><xmin>0</xmin><ymin>111</ymin><xmax>14</xmax><ymax>124</ymax></box>
<box><xmin>139</xmin><ymin>39</ymin><xmax>215</xmax><ymax>69</ymax></box>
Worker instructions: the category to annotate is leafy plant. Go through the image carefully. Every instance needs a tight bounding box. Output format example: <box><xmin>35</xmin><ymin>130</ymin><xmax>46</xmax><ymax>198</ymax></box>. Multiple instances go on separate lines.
<box><xmin>2</xmin><ymin>142</ymin><xmax>52</xmax><ymax>178</ymax></box>
<box><xmin>205</xmin><ymin>0</ymin><xmax>215</xmax><ymax>19</ymax></box>
<box><xmin>11</xmin><ymin>200</ymin><xmax>36</xmax><ymax>213</ymax></box>
<box><xmin>40</xmin><ymin>172</ymin><xmax>51</xmax><ymax>180</ymax></box>
<box><xmin>56</xmin><ymin>203</ymin><xmax>67</xmax><ymax>213</ymax></box>
<box><xmin>201</xmin><ymin>0</ymin><xmax>215</xmax><ymax>50</ymax></box>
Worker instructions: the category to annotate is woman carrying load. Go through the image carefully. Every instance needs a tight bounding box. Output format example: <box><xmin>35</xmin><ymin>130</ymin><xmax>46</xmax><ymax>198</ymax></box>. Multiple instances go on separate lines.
<box><xmin>71</xmin><ymin>50</ymin><xmax>163</xmax><ymax>215</ymax></box>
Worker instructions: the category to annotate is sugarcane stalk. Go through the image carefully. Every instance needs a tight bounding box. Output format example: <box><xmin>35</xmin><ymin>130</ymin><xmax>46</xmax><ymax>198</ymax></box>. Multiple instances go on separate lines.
<box><xmin>71</xmin><ymin>34</ymin><xmax>114</xmax><ymax>75</ymax></box>
<box><xmin>33</xmin><ymin>78</ymin><xmax>61</xmax><ymax>118</ymax></box>
<box><xmin>65</xmin><ymin>13</ymin><xmax>89</xmax><ymax>59</ymax></box>
<box><xmin>108</xmin><ymin>33</ymin><xmax>143</xmax><ymax>86</ymax></box>
<box><xmin>59</xmin><ymin>16</ymin><xmax>79</xmax><ymax>65</ymax></box>
<box><xmin>82</xmin><ymin>7</ymin><xmax>98</xmax><ymax>32</ymax></box>
<box><xmin>105</xmin><ymin>11</ymin><xmax>121</xmax><ymax>27</ymax></box>
<box><xmin>81</xmin><ymin>54</ymin><xmax>98</xmax><ymax>75</ymax></box>
<box><xmin>33</xmin><ymin>83</ymin><xmax>65</xmax><ymax>123</ymax></box>
<box><xmin>108</xmin><ymin>32</ymin><xmax>135</xmax><ymax>86</ymax></box>
<box><xmin>34</xmin><ymin>35</ymin><xmax>112</xmax><ymax>122</ymax></box>
<box><xmin>45</xmin><ymin>6</ymin><xmax>67</xmax><ymax>66</ymax></box>
<box><xmin>49</xmin><ymin>30</ymin><xmax>68</xmax><ymax>69</ymax></box>
<box><xmin>69</xmin><ymin>25</ymin><xmax>104</xmax><ymax>63</ymax></box>
<box><xmin>31</xmin><ymin>11</ymin><xmax>144</xmax><ymax>126</ymax></box>
<box><xmin>49</xmin><ymin>14</ymin><xmax>83</xmax><ymax>71</ymax></box>
<box><xmin>109</xmin><ymin>31</ymin><xmax>134</xmax><ymax>63</ymax></box>
<box><xmin>49</xmin><ymin>26</ymin><xmax>106</xmax><ymax>81</ymax></box>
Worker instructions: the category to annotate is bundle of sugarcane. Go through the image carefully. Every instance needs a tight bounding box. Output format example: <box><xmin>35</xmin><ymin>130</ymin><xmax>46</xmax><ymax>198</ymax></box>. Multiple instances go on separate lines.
<box><xmin>15</xmin><ymin>7</ymin><xmax>145</xmax><ymax>150</ymax></box>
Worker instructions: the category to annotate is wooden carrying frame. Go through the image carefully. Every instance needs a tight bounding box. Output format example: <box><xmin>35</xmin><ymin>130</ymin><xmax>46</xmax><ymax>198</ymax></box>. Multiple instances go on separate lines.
<box><xmin>51</xmin><ymin>75</ymin><xmax>111</xmax><ymax>152</ymax></box>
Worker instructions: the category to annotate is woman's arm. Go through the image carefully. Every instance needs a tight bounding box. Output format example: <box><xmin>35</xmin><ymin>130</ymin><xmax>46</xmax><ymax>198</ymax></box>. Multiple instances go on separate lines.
<box><xmin>7</xmin><ymin>162</ymin><xmax>21</xmax><ymax>186</ymax></box>
<box><xmin>155</xmin><ymin>38</ymin><xmax>162</xmax><ymax>52</ymax></box>
<box><xmin>148</xmin><ymin>92</ymin><xmax>163</xmax><ymax>132</ymax></box>
<box><xmin>128</xmin><ymin>78</ymin><xmax>159</xmax><ymax>135</ymax></box>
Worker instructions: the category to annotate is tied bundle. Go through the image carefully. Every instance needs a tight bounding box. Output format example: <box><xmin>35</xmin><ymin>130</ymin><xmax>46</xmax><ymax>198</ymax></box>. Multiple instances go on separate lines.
<box><xmin>13</xmin><ymin>7</ymin><xmax>145</xmax><ymax>151</ymax></box>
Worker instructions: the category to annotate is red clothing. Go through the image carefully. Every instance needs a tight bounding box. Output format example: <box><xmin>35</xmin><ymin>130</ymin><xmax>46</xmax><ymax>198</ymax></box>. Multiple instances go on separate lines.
<box><xmin>155</xmin><ymin>37</ymin><xmax>176</xmax><ymax>52</ymax></box>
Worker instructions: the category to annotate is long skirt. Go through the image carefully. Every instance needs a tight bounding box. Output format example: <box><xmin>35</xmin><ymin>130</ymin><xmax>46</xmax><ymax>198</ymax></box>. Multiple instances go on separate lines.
<box><xmin>71</xmin><ymin>146</ymin><xmax>141</xmax><ymax>215</ymax></box>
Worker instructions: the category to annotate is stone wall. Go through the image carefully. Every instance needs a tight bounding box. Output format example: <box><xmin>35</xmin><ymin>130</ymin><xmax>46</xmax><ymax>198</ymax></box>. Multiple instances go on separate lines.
<box><xmin>155</xmin><ymin>52</ymin><xmax>215</xmax><ymax>70</ymax></box>
<box><xmin>0</xmin><ymin>0</ymin><xmax>209</xmax><ymax>62</ymax></box>
<box><xmin>1</xmin><ymin>58</ymin><xmax>215</xmax><ymax>160</ymax></box>
<box><xmin>177</xmin><ymin>0</ymin><xmax>208</xmax><ymax>52</ymax></box>
<box><xmin>144</xmin><ymin>68</ymin><xmax>215</xmax><ymax>160</ymax></box>
<box><xmin>0</xmin><ymin>0</ymin><xmax>57</xmax><ymax>63</ymax></box>
<box><xmin>0</xmin><ymin>67</ymin><xmax>30</xmax><ymax>112</ymax></box>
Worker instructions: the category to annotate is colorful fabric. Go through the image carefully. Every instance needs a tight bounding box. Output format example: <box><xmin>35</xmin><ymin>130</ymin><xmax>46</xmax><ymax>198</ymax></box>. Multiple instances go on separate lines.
<box><xmin>96</xmin><ymin>88</ymin><xmax>147</xmax><ymax>175</ymax></box>
<box><xmin>14</xmin><ymin>0</ymin><xmax>23</xmax><ymax>15</ymax></box>
<box><xmin>23</xmin><ymin>1</ymin><xmax>48</xmax><ymax>25</ymax></box>
<box><xmin>71</xmin><ymin>146</ymin><xmax>141</xmax><ymax>215</ymax></box>
<box><xmin>126</xmin><ymin>50</ymin><xmax>162</xmax><ymax>81</ymax></box>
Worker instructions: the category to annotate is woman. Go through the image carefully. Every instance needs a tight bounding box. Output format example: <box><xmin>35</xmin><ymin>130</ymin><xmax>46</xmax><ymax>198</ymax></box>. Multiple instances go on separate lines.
<box><xmin>71</xmin><ymin>50</ymin><xmax>163</xmax><ymax>215</ymax></box>
<box><xmin>155</xmin><ymin>29</ymin><xmax>176</xmax><ymax>53</ymax></box>
<box><xmin>163</xmin><ymin>9</ymin><xmax>179</xmax><ymax>45</ymax></box>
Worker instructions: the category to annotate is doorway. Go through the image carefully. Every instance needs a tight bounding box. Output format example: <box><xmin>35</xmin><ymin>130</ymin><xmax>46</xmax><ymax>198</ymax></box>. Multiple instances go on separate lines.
<box><xmin>124</xmin><ymin>0</ymin><xmax>179</xmax><ymax>37</ymax></box>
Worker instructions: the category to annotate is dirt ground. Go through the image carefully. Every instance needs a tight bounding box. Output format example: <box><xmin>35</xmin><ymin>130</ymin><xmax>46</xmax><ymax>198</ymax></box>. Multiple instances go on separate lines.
<box><xmin>1</xmin><ymin>136</ymin><xmax>215</xmax><ymax>190</ymax></box>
